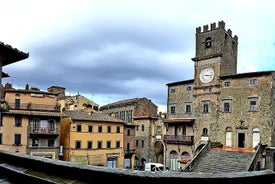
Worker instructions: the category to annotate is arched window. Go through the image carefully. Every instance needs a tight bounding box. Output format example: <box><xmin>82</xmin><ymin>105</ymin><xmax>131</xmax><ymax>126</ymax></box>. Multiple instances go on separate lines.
<box><xmin>205</xmin><ymin>37</ymin><xmax>212</xmax><ymax>48</ymax></box>
<box><xmin>225</xmin><ymin>127</ymin><xmax>232</xmax><ymax>147</ymax></box>
<box><xmin>181</xmin><ymin>151</ymin><xmax>190</xmax><ymax>159</ymax></box>
<box><xmin>252</xmin><ymin>127</ymin><xmax>260</xmax><ymax>148</ymax></box>
<box><xmin>170</xmin><ymin>150</ymin><xmax>178</xmax><ymax>171</ymax></box>
<box><xmin>170</xmin><ymin>150</ymin><xmax>178</xmax><ymax>159</ymax></box>
<box><xmin>202</xmin><ymin>128</ymin><xmax>208</xmax><ymax>136</ymax></box>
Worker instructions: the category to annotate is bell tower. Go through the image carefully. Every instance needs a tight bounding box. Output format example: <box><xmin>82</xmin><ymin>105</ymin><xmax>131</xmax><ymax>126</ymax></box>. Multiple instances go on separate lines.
<box><xmin>192</xmin><ymin>21</ymin><xmax>238</xmax><ymax>88</ymax></box>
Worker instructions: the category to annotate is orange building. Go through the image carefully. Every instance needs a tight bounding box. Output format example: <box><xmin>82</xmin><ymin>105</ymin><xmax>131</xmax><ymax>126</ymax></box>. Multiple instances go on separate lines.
<box><xmin>0</xmin><ymin>84</ymin><xmax>63</xmax><ymax>159</ymax></box>
<box><xmin>60</xmin><ymin>110</ymin><xmax>125</xmax><ymax>168</ymax></box>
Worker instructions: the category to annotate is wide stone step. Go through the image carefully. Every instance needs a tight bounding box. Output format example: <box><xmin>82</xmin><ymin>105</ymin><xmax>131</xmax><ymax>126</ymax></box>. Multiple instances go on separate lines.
<box><xmin>190</xmin><ymin>148</ymin><xmax>255</xmax><ymax>173</ymax></box>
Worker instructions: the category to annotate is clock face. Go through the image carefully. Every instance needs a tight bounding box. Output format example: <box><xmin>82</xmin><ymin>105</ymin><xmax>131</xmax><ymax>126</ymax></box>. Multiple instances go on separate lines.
<box><xmin>200</xmin><ymin>68</ymin><xmax>214</xmax><ymax>83</ymax></box>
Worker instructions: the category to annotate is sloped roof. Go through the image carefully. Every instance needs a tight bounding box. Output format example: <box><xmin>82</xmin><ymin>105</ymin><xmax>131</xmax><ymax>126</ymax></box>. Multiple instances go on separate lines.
<box><xmin>163</xmin><ymin>118</ymin><xmax>194</xmax><ymax>125</ymax></box>
<box><xmin>64</xmin><ymin>110</ymin><xmax>125</xmax><ymax>123</ymax></box>
<box><xmin>100</xmin><ymin>97</ymin><xmax>153</xmax><ymax>110</ymax></box>
<box><xmin>2</xmin><ymin>110</ymin><xmax>66</xmax><ymax>117</ymax></box>
<box><xmin>0</xmin><ymin>41</ymin><xmax>29</xmax><ymax>66</ymax></box>
<box><xmin>2</xmin><ymin>72</ymin><xmax>9</xmax><ymax>78</ymax></box>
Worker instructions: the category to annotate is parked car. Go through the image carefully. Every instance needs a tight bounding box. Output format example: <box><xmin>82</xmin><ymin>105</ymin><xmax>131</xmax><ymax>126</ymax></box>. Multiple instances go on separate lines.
<box><xmin>144</xmin><ymin>163</ymin><xmax>165</xmax><ymax>172</ymax></box>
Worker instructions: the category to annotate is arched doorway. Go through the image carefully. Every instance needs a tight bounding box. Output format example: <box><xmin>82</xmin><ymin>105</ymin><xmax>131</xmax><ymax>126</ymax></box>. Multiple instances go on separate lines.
<box><xmin>170</xmin><ymin>150</ymin><xmax>178</xmax><ymax>171</ymax></box>
<box><xmin>225</xmin><ymin>127</ymin><xmax>232</xmax><ymax>147</ymax></box>
<box><xmin>252</xmin><ymin>127</ymin><xmax>260</xmax><ymax>148</ymax></box>
<box><xmin>154</xmin><ymin>141</ymin><xmax>164</xmax><ymax>163</ymax></box>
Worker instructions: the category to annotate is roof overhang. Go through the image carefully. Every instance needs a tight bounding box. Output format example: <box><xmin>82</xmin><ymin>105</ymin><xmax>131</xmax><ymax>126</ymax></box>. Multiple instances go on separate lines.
<box><xmin>163</xmin><ymin>118</ymin><xmax>194</xmax><ymax>125</ymax></box>
<box><xmin>2</xmin><ymin>71</ymin><xmax>9</xmax><ymax>78</ymax></box>
<box><xmin>0</xmin><ymin>42</ymin><xmax>29</xmax><ymax>66</ymax></box>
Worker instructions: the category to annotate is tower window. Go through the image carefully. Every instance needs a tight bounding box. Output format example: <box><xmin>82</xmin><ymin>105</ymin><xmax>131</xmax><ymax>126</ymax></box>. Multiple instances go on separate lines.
<box><xmin>202</xmin><ymin>101</ymin><xmax>210</xmax><ymax>113</ymax></box>
<box><xmin>202</xmin><ymin>128</ymin><xmax>208</xmax><ymax>136</ymax></box>
<box><xmin>170</xmin><ymin>88</ymin><xmax>176</xmax><ymax>93</ymax></box>
<box><xmin>249</xmin><ymin>79</ymin><xmax>258</xmax><ymax>86</ymax></box>
<box><xmin>224</xmin><ymin>81</ymin><xmax>231</xmax><ymax>87</ymax></box>
<box><xmin>186</xmin><ymin>86</ymin><xmax>192</xmax><ymax>91</ymax></box>
<box><xmin>205</xmin><ymin>37</ymin><xmax>212</xmax><ymax>48</ymax></box>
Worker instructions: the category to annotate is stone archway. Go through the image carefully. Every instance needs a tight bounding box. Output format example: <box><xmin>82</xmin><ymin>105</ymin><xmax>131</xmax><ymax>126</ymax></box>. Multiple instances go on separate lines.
<box><xmin>154</xmin><ymin>141</ymin><xmax>164</xmax><ymax>163</ymax></box>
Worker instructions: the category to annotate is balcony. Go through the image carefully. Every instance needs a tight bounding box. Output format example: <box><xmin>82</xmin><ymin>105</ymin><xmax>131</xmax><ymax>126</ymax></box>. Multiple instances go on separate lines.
<box><xmin>163</xmin><ymin>135</ymin><xmax>194</xmax><ymax>145</ymax></box>
<box><xmin>124</xmin><ymin>149</ymin><xmax>136</xmax><ymax>155</ymax></box>
<box><xmin>7</xmin><ymin>103</ymin><xmax>60</xmax><ymax>111</ymax></box>
<box><xmin>29</xmin><ymin>128</ymin><xmax>59</xmax><ymax>138</ymax></box>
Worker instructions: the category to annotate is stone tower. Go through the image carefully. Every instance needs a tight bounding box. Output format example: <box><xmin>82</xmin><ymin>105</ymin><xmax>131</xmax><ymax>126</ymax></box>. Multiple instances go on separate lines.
<box><xmin>192</xmin><ymin>21</ymin><xmax>238</xmax><ymax>87</ymax></box>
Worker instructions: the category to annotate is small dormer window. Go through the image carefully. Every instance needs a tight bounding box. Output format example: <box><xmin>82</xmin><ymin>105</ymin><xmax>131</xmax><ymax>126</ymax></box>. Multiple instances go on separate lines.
<box><xmin>205</xmin><ymin>37</ymin><xmax>212</xmax><ymax>48</ymax></box>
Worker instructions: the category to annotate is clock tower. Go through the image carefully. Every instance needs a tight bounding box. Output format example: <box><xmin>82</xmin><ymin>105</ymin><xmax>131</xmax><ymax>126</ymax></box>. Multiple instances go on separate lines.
<box><xmin>192</xmin><ymin>21</ymin><xmax>238</xmax><ymax>94</ymax></box>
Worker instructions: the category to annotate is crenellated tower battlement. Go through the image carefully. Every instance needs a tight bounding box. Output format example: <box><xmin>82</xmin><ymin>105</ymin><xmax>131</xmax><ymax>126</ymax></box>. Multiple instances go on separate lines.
<box><xmin>196</xmin><ymin>20</ymin><xmax>238</xmax><ymax>43</ymax></box>
<box><xmin>192</xmin><ymin>20</ymin><xmax>238</xmax><ymax>77</ymax></box>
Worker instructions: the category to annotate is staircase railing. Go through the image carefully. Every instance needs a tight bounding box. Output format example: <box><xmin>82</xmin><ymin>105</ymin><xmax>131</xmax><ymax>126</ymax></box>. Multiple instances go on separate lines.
<box><xmin>247</xmin><ymin>143</ymin><xmax>265</xmax><ymax>171</ymax></box>
<box><xmin>183</xmin><ymin>141</ymin><xmax>211</xmax><ymax>172</ymax></box>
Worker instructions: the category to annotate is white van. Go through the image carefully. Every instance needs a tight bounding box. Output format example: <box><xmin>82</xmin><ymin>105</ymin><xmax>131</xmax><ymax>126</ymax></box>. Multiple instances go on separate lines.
<box><xmin>144</xmin><ymin>163</ymin><xmax>165</xmax><ymax>172</ymax></box>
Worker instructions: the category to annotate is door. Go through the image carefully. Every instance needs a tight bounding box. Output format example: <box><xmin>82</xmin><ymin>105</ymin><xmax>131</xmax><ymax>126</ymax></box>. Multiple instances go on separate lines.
<box><xmin>225</xmin><ymin>131</ymin><xmax>232</xmax><ymax>147</ymax></box>
<box><xmin>238</xmin><ymin>132</ymin><xmax>245</xmax><ymax>148</ymax></box>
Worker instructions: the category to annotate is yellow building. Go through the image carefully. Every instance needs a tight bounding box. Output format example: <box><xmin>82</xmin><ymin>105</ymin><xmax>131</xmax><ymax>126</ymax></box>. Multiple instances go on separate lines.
<box><xmin>0</xmin><ymin>84</ymin><xmax>63</xmax><ymax>159</ymax></box>
<box><xmin>60</xmin><ymin>110</ymin><xmax>125</xmax><ymax>168</ymax></box>
<box><xmin>59</xmin><ymin>93</ymin><xmax>99</xmax><ymax>113</ymax></box>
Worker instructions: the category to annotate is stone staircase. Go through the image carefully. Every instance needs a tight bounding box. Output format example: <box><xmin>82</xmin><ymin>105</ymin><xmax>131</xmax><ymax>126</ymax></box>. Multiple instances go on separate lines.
<box><xmin>189</xmin><ymin>148</ymin><xmax>256</xmax><ymax>173</ymax></box>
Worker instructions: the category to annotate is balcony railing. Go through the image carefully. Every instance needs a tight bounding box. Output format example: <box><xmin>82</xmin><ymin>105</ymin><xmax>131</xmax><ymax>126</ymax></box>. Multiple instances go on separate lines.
<box><xmin>163</xmin><ymin>135</ymin><xmax>194</xmax><ymax>145</ymax></box>
<box><xmin>7</xmin><ymin>103</ymin><xmax>60</xmax><ymax>111</ymax></box>
<box><xmin>29</xmin><ymin>128</ymin><xmax>59</xmax><ymax>138</ymax></box>
<box><xmin>124</xmin><ymin>149</ymin><xmax>136</xmax><ymax>155</ymax></box>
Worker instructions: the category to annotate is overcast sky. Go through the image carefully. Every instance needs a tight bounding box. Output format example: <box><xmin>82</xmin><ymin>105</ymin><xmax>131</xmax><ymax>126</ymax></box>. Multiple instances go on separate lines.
<box><xmin>1</xmin><ymin>0</ymin><xmax>275</xmax><ymax>112</ymax></box>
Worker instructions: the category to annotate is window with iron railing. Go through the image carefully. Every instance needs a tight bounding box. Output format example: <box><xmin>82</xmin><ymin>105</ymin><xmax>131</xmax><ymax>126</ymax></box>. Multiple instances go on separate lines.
<box><xmin>248</xmin><ymin>97</ymin><xmax>258</xmax><ymax>112</ymax></box>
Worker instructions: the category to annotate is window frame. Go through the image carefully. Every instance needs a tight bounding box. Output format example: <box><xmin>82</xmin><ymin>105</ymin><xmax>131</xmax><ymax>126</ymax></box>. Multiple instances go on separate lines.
<box><xmin>202</xmin><ymin>101</ymin><xmax>210</xmax><ymax>113</ymax></box>
<box><xmin>170</xmin><ymin>105</ymin><xmax>176</xmax><ymax>114</ymax></box>
<box><xmin>15</xmin><ymin>116</ymin><xmax>22</xmax><ymax>127</ymax></box>
<box><xmin>75</xmin><ymin>140</ymin><xmax>81</xmax><ymax>149</ymax></box>
<box><xmin>222</xmin><ymin>99</ymin><xmax>232</xmax><ymax>113</ymax></box>
<box><xmin>14</xmin><ymin>134</ymin><xmax>21</xmax><ymax>145</ymax></box>
<box><xmin>87</xmin><ymin>141</ymin><xmax>93</xmax><ymax>149</ymax></box>
<box><xmin>224</xmin><ymin>81</ymin><xmax>231</xmax><ymax>88</ymax></box>
<box><xmin>249</xmin><ymin>78</ymin><xmax>258</xmax><ymax>86</ymax></box>
<box><xmin>76</xmin><ymin>124</ymin><xmax>82</xmax><ymax>132</ymax></box>
<box><xmin>248</xmin><ymin>97</ymin><xmax>259</xmax><ymax>112</ymax></box>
